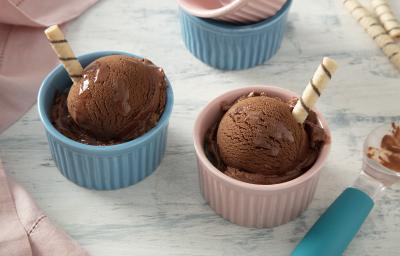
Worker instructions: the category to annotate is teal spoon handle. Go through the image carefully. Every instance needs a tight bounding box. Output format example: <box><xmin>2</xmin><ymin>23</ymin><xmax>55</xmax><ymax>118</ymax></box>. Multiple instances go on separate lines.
<box><xmin>291</xmin><ymin>187</ymin><xmax>374</xmax><ymax>256</ymax></box>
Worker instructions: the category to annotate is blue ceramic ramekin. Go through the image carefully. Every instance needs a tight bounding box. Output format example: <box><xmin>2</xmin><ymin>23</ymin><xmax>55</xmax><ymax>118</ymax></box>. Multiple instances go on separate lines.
<box><xmin>38</xmin><ymin>51</ymin><xmax>174</xmax><ymax>190</ymax></box>
<box><xmin>179</xmin><ymin>0</ymin><xmax>292</xmax><ymax>70</ymax></box>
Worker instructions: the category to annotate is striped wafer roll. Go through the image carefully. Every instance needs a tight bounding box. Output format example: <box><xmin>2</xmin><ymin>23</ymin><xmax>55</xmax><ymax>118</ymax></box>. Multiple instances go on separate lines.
<box><xmin>292</xmin><ymin>57</ymin><xmax>338</xmax><ymax>124</ymax></box>
<box><xmin>44</xmin><ymin>25</ymin><xmax>83</xmax><ymax>83</ymax></box>
<box><xmin>371</xmin><ymin>0</ymin><xmax>400</xmax><ymax>39</ymax></box>
<box><xmin>343</xmin><ymin>0</ymin><xmax>400</xmax><ymax>70</ymax></box>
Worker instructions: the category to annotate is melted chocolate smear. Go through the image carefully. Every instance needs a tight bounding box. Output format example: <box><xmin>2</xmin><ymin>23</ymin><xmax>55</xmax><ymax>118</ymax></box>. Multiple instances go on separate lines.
<box><xmin>371</xmin><ymin>122</ymin><xmax>400</xmax><ymax>172</ymax></box>
<box><xmin>51</xmin><ymin>92</ymin><xmax>128</xmax><ymax>145</ymax></box>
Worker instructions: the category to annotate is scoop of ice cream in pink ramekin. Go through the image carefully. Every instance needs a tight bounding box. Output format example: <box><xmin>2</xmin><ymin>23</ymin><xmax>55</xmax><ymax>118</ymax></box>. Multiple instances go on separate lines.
<box><xmin>193</xmin><ymin>86</ymin><xmax>331</xmax><ymax>228</ymax></box>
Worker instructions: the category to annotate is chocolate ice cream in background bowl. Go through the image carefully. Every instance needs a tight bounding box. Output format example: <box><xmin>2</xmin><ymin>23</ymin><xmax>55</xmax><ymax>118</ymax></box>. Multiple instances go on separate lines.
<box><xmin>193</xmin><ymin>58</ymin><xmax>337</xmax><ymax>228</ymax></box>
<box><xmin>38</xmin><ymin>50</ymin><xmax>173</xmax><ymax>190</ymax></box>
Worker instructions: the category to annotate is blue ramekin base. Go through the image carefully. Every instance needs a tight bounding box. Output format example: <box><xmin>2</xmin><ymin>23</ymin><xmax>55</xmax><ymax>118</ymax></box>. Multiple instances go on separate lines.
<box><xmin>45</xmin><ymin>125</ymin><xmax>169</xmax><ymax>190</ymax></box>
<box><xmin>38</xmin><ymin>51</ymin><xmax>173</xmax><ymax>190</ymax></box>
<box><xmin>179</xmin><ymin>0</ymin><xmax>292</xmax><ymax>70</ymax></box>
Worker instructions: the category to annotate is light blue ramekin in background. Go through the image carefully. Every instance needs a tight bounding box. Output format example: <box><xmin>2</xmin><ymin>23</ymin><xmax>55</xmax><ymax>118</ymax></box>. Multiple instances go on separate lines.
<box><xmin>179</xmin><ymin>0</ymin><xmax>292</xmax><ymax>70</ymax></box>
<box><xmin>38</xmin><ymin>51</ymin><xmax>174</xmax><ymax>190</ymax></box>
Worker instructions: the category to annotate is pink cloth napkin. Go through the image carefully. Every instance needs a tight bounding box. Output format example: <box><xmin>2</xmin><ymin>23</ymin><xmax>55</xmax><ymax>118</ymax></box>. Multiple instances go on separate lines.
<box><xmin>0</xmin><ymin>0</ymin><xmax>97</xmax><ymax>133</ymax></box>
<box><xmin>0</xmin><ymin>161</ymin><xmax>88</xmax><ymax>256</ymax></box>
<box><xmin>0</xmin><ymin>0</ymin><xmax>96</xmax><ymax>254</ymax></box>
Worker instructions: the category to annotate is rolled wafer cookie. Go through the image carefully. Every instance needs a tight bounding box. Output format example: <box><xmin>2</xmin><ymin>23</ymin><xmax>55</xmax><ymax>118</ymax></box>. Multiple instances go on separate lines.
<box><xmin>371</xmin><ymin>0</ymin><xmax>400</xmax><ymax>39</ymax></box>
<box><xmin>44</xmin><ymin>25</ymin><xmax>83</xmax><ymax>83</ymax></box>
<box><xmin>292</xmin><ymin>57</ymin><xmax>338</xmax><ymax>124</ymax></box>
<box><xmin>343</xmin><ymin>0</ymin><xmax>400</xmax><ymax>70</ymax></box>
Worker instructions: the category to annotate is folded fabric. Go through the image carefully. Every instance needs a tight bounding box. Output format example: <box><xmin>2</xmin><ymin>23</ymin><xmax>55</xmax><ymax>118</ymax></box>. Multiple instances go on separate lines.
<box><xmin>0</xmin><ymin>0</ymin><xmax>96</xmax><ymax>254</ymax></box>
<box><xmin>0</xmin><ymin>0</ymin><xmax>97</xmax><ymax>133</ymax></box>
<box><xmin>0</xmin><ymin>161</ymin><xmax>89</xmax><ymax>256</ymax></box>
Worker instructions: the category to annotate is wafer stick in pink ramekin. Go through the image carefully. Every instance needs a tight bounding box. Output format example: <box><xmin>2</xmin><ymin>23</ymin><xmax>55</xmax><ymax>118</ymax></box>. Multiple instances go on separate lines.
<box><xmin>371</xmin><ymin>0</ymin><xmax>400</xmax><ymax>39</ymax></box>
<box><xmin>343</xmin><ymin>0</ymin><xmax>400</xmax><ymax>70</ymax></box>
<box><xmin>292</xmin><ymin>57</ymin><xmax>338</xmax><ymax>124</ymax></box>
<box><xmin>44</xmin><ymin>25</ymin><xmax>83</xmax><ymax>83</ymax></box>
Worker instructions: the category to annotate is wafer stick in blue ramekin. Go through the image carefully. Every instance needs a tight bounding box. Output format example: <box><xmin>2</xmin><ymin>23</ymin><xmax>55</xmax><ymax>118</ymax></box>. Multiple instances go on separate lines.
<box><xmin>44</xmin><ymin>25</ymin><xmax>83</xmax><ymax>83</ymax></box>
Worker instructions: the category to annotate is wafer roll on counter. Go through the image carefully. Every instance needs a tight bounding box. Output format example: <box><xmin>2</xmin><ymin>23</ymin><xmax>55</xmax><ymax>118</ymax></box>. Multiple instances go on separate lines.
<box><xmin>371</xmin><ymin>0</ymin><xmax>400</xmax><ymax>39</ymax></box>
<box><xmin>342</xmin><ymin>0</ymin><xmax>400</xmax><ymax>70</ymax></box>
<box><xmin>44</xmin><ymin>25</ymin><xmax>83</xmax><ymax>83</ymax></box>
<box><xmin>292</xmin><ymin>57</ymin><xmax>338</xmax><ymax>124</ymax></box>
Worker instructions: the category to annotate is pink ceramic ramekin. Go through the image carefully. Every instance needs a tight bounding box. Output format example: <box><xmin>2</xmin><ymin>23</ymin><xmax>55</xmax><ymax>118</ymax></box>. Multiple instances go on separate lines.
<box><xmin>193</xmin><ymin>86</ymin><xmax>331</xmax><ymax>228</ymax></box>
<box><xmin>177</xmin><ymin>0</ymin><xmax>287</xmax><ymax>24</ymax></box>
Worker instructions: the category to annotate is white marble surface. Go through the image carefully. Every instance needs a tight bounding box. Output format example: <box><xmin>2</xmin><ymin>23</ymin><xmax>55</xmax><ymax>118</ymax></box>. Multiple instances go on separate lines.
<box><xmin>1</xmin><ymin>0</ymin><xmax>400</xmax><ymax>255</ymax></box>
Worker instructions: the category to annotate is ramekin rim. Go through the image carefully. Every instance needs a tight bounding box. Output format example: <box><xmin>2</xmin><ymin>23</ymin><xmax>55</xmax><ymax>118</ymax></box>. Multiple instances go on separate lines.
<box><xmin>38</xmin><ymin>50</ymin><xmax>174</xmax><ymax>153</ymax></box>
<box><xmin>177</xmin><ymin>0</ymin><xmax>250</xmax><ymax>18</ymax></box>
<box><xmin>178</xmin><ymin>0</ymin><xmax>292</xmax><ymax>35</ymax></box>
<box><xmin>193</xmin><ymin>85</ymin><xmax>331</xmax><ymax>192</ymax></box>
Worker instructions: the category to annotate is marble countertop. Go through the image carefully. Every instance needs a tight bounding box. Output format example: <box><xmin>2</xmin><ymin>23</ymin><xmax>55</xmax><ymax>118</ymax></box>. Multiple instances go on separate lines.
<box><xmin>1</xmin><ymin>0</ymin><xmax>399</xmax><ymax>255</ymax></box>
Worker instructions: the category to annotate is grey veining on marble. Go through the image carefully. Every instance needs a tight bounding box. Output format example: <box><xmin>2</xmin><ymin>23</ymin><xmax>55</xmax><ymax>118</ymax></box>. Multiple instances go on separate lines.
<box><xmin>1</xmin><ymin>0</ymin><xmax>399</xmax><ymax>255</ymax></box>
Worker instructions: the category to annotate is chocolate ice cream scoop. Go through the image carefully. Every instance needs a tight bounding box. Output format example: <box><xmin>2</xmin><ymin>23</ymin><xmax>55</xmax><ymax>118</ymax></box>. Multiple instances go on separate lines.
<box><xmin>217</xmin><ymin>95</ymin><xmax>310</xmax><ymax>176</ymax></box>
<box><xmin>205</xmin><ymin>92</ymin><xmax>326</xmax><ymax>185</ymax></box>
<box><xmin>67</xmin><ymin>55</ymin><xmax>166</xmax><ymax>141</ymax></box>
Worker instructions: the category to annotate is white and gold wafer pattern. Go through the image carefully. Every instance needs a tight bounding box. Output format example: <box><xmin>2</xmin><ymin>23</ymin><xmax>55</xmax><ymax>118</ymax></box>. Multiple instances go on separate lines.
<box><xmin>292</xmin><ymin>57</ymin><xmax>338</xmax><ymax>124</ymax></box>
<box><xmin>44</xmin><ymin>25</ymin><xmax>83</xmax><ymax>83</ymax></box>
<box><xmin>343</xmin><ymin>0</ymin><xmax>400</xmax><ymax>70</ymax></box>
<box><xmin>371</xmin><ymin>0</ymin><xmax>400</xmax><ymax>39</ymax></box>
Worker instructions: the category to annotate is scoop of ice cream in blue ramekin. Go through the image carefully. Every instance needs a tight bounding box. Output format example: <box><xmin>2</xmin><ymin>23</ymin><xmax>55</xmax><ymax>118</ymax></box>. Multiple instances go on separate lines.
<box><xmin>38</xmin><ymin>51</ymin><xmax>173</xmax><ymax>190</ymax></box>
